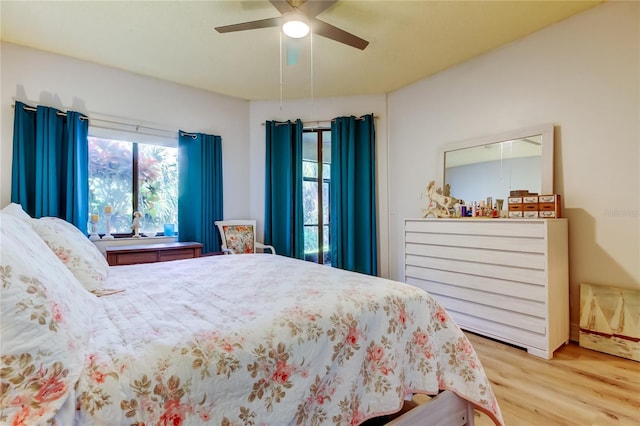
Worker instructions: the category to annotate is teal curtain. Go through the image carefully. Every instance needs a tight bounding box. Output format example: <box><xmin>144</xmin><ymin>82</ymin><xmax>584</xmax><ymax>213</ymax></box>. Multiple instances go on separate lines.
<box><xmin>11</xmin><ymin>101</ymin><xmax>89</xmax><ymax>231</ymax></box>
<box><xmin>330</xmin><ymin>114</ymin><xmax>378</xmax><ymax>275</ymax></box>
<box><xmin>178</xmin><ymin>131</ymin><xmax>223</xmax><ymax>254</ymax></box>
<box><xmin>63</xmin><ymin>111</ymin><xmax>89</xmax><ymax>228</ymax></box>
<box><xmin>264</xmin><ymin>120</ymin><xmax>304</xmax><ymax>259</ymax></box>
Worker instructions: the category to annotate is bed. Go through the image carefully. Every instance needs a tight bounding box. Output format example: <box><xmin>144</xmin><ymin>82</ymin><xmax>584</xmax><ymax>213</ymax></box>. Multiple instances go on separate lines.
<box><xmin>0</xmin><ymin>208</ymin><xmax>504</xmax><ymax>426</ymax></box>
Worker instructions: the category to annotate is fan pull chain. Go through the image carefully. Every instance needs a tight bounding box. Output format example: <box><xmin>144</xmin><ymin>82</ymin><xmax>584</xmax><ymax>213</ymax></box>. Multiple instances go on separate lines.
<box><xmin>279</xmin><ymin>31</ymin><xmax>283</xmax><ymax>111</ymax></box>
<box><xmin>310</xmin><ymin>31</ymin><xmax>314</xmax><ymax>115</ymax></box>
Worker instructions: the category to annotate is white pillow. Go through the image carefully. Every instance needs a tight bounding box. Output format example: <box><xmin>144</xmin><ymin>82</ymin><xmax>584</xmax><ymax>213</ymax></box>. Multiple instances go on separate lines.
<box><xmin>0</xmin><ymin>202</ymin><xmax>32</xmax><ymax>222</ymax></box>
<box><xmin>0</xmin><ymin>213</ymin><xmax>98</xmax><ymax>425</ymax></box>
<box><xmin>31</xmin><ymin>217</ymin><xmax>109</xmax><ymax>292</ymax></box>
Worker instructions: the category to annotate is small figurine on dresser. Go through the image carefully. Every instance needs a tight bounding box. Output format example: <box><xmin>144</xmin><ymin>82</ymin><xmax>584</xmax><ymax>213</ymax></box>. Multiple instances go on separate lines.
<box><xmin>132</xmin><ymin>211</ymin><xmax>142</xmax><ymax>238</ymax></box>
<box><xmin>422</xmin><ymin>180</ymin><xmax>459</xmax><ymax>218</ymax></box>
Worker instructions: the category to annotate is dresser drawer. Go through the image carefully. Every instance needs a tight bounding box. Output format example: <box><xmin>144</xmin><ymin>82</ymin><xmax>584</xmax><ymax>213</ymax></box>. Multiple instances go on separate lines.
<box><xmin>451</xmin><ymin>311</ymin><xmax>548</xmax><ymax>352</ymax></box>
<box><xmin>405</xmin><ymin>242</ymin><xmax>546</xmax><ymax>270</ymax></box>
<box><xmin>405</xmin><ymin>265</ymin><xmax>546</xmax><ymax>300</ymax></box>
<box><xmin>405</xmin><ymin>254</ymin><xmax>547</xmax><ymax>285</ymax></box>
<box><xmin>405</xmin><ymin>218</ymin><xmax>547</xmax><ymax>238</ymax></box>
<box><xmin>436</xmin><ymin>294</ymin><xmax>547</xmax><ymax>334</ymax></box>
<box><xmin>405</xmin><ymin>231</ymin><xmax>546</xmax><ymax>253</ymax></box>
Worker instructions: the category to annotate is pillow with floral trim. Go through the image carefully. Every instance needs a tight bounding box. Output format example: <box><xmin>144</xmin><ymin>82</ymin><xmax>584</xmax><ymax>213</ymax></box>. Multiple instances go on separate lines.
<box><xmin>31</xmin><ymin>217</ymin><xmax>109</xmax><ymax>292</ymax></box>
<box><xmin>0</xmin><ymin>202</ymin><xmax>32</xmax><ymax>222</ymax></box>
<box><xmin>0</xmin><ymin>213</ymin><xmax>98</xmax><ymax>425</ymax></box>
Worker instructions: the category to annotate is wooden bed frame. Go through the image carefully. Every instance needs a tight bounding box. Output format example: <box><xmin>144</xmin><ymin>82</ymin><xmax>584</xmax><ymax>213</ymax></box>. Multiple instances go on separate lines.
<box><xmin>386</xmin><ymin>391</ymin><xmax>475</xmax><ymax>426</ymax></box>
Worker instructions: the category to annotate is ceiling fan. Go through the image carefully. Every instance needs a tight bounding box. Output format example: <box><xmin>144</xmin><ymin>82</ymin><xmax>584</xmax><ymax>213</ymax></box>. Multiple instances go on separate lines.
<box><xmin>215</xmin><ymin>0</ymin><xmax>369</xmax><ymax>50</ymax></box>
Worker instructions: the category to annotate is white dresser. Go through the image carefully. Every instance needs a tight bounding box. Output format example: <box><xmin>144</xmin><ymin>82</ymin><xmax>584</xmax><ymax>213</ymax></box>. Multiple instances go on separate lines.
<box><xmin>404</xmin><ymin>218</ymin><xmax>569</xmax><ymax>359</ymax></box>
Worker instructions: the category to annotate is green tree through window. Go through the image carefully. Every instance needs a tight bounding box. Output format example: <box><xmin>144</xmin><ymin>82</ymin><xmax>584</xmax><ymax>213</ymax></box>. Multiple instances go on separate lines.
<box><xmin>302</xmin><ymin>129</ymin><xmax>331</xmax><ymax>265</ymax></box>
<box><xmin>88</xmin><ymin>136</ymin><xmax>177</xmax><ymax>235</ymax></box>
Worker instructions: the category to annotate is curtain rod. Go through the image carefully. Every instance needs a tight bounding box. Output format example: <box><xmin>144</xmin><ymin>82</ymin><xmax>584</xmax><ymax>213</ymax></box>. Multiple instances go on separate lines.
<box><xmin>11</xmin><ymin>102</ymin><xmax>177</xmax><ymax>137</ymax></box>
<box><xmin>12</xmin><ymin>102</ymin><xmax>89</xmax><ymax>121</ymax></box>
<box><xmin>90</xmin><ymin>116</ymin><xmax>176</xmax><ymax>137</ymax></box>
<box><xmin>261</xmin><ymin>115</ymin><xmax>378</xmax><ymax>127</ymax></box>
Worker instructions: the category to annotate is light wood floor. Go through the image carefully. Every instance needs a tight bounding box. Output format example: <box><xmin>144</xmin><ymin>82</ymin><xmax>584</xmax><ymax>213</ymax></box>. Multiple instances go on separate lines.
<box><xmin>458</xmin><ymin>332</ymin><xmax>640</xmax><ymax>425</ymax></box>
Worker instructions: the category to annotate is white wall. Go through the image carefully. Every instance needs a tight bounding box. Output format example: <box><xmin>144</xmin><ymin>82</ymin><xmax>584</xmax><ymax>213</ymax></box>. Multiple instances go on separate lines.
<box><xmin>387</xmin><ymin>1</ymin><xmax>639</xmax><ymax>339</ymax></box>
<box><xmin>0</xmin><ymin>42</ymin><xmax>251</xmax><ymax>220</ymax></box>
<box><xmin>249</xmin><ymin>95</ymin><xmax>390</xmax><ymax>277</ymax></box>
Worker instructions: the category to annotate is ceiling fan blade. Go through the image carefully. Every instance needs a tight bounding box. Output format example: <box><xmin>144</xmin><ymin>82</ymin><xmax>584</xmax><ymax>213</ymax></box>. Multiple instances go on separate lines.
<box><xmin>269</xmin><ymin>0</ymin><xmax>296</xmax><ymax>15</ymax></box>
<box><xmin>311</xmin><ymin>18</ymin><xmax>369</xmax><ymax>50</ymax></box>
<box><xmin>297</xmin><ymin>1</ymin><xmax>337</xmax><ymax>18</ymax></box>
<box><xmin>215</xmin><ymin>17</ymin><xmax>282</xmax><ymax>33</ymax></box>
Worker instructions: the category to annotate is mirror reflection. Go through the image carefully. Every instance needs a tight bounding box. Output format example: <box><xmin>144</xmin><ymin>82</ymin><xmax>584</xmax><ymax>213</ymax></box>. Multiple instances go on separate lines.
<box><xmin>444</xmin><ymin>136</ymin><xmax>542</xmax><ymax>204</ymax></box>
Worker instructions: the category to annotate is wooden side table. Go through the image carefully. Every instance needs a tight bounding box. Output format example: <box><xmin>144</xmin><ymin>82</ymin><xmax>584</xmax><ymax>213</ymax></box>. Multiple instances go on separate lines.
<box><xmin>106</xmin><ymin>242</ymin><xmax>203</xmax><ymax>266</ymax></box>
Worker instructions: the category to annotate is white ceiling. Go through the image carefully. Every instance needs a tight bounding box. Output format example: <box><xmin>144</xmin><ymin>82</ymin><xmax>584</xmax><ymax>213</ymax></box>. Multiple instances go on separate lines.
<box><xmin>1</xmin><ymin>0</ymin><xmax>604</xmax><ymax>101</ymax></box>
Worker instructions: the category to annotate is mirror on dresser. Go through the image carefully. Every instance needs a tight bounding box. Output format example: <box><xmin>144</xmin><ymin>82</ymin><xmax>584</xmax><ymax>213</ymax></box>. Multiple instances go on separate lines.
<box><xmin>438</xmin><ymin>123</ymin><xmax>555</xmax><ymax>205</ymax></box>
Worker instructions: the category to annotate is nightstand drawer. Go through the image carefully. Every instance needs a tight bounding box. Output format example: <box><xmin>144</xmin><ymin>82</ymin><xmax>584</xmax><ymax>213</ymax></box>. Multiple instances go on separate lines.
<box><xmin>159</xmin><ymin>248</ymin><xmax>200</xmax><ymax>262</ymax></box>
<box><xmin>110</xmin><ymin>251</ymin><xmax>158</xmax><ymax>265</ymax></box>
<box><xmin>106</xmin><ymin>242</ymin><xmax>203</xmax><ymax>266</ymax></box>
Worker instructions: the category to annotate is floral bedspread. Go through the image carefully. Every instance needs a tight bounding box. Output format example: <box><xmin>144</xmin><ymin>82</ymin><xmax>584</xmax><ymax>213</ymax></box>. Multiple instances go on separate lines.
<box><xmin>68</xmin><ymin>254</ymin><xmax>503</xmax><ymax>425</ymax></box>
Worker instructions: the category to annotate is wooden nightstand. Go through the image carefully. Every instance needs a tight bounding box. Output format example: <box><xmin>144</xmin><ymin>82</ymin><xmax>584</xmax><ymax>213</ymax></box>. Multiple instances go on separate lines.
<box><xmin>106</xmin><ymin>242</ymin><xmax>203</xmax><ymax>266</ymax></box>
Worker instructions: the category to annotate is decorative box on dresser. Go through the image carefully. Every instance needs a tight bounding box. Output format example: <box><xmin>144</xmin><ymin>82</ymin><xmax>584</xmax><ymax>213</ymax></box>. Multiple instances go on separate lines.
<box><xmin>404</xmin><ymin>218</ymin><xmax>569</xmax><ymax>359</ymax></box>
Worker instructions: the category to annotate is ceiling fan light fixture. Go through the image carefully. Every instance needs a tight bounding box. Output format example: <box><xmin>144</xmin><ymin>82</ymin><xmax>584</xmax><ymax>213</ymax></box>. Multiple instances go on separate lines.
<box><xmin>282</xmin><ymin>12</ymin><xmax>310</xmax><ymax>39</ymax></box>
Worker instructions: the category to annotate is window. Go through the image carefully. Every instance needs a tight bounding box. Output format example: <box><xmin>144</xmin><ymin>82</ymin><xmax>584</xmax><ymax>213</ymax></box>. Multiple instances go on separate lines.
<box><xmin>88</xmin><ymin>136</ymin><xmax>178</xmax><ymax>235</ymax></box>
<box><xmin>302</xmin><ymin>129</ymin><xmax>331</xmax><ymax>265</ymax></box>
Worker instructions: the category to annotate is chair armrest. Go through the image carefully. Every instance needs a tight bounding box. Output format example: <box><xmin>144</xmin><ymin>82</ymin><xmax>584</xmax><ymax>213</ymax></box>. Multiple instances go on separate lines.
<box><xmin>255</xmin><ymin>242</ymin><xmax>276</xmax><ymax>254</ymax></box>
